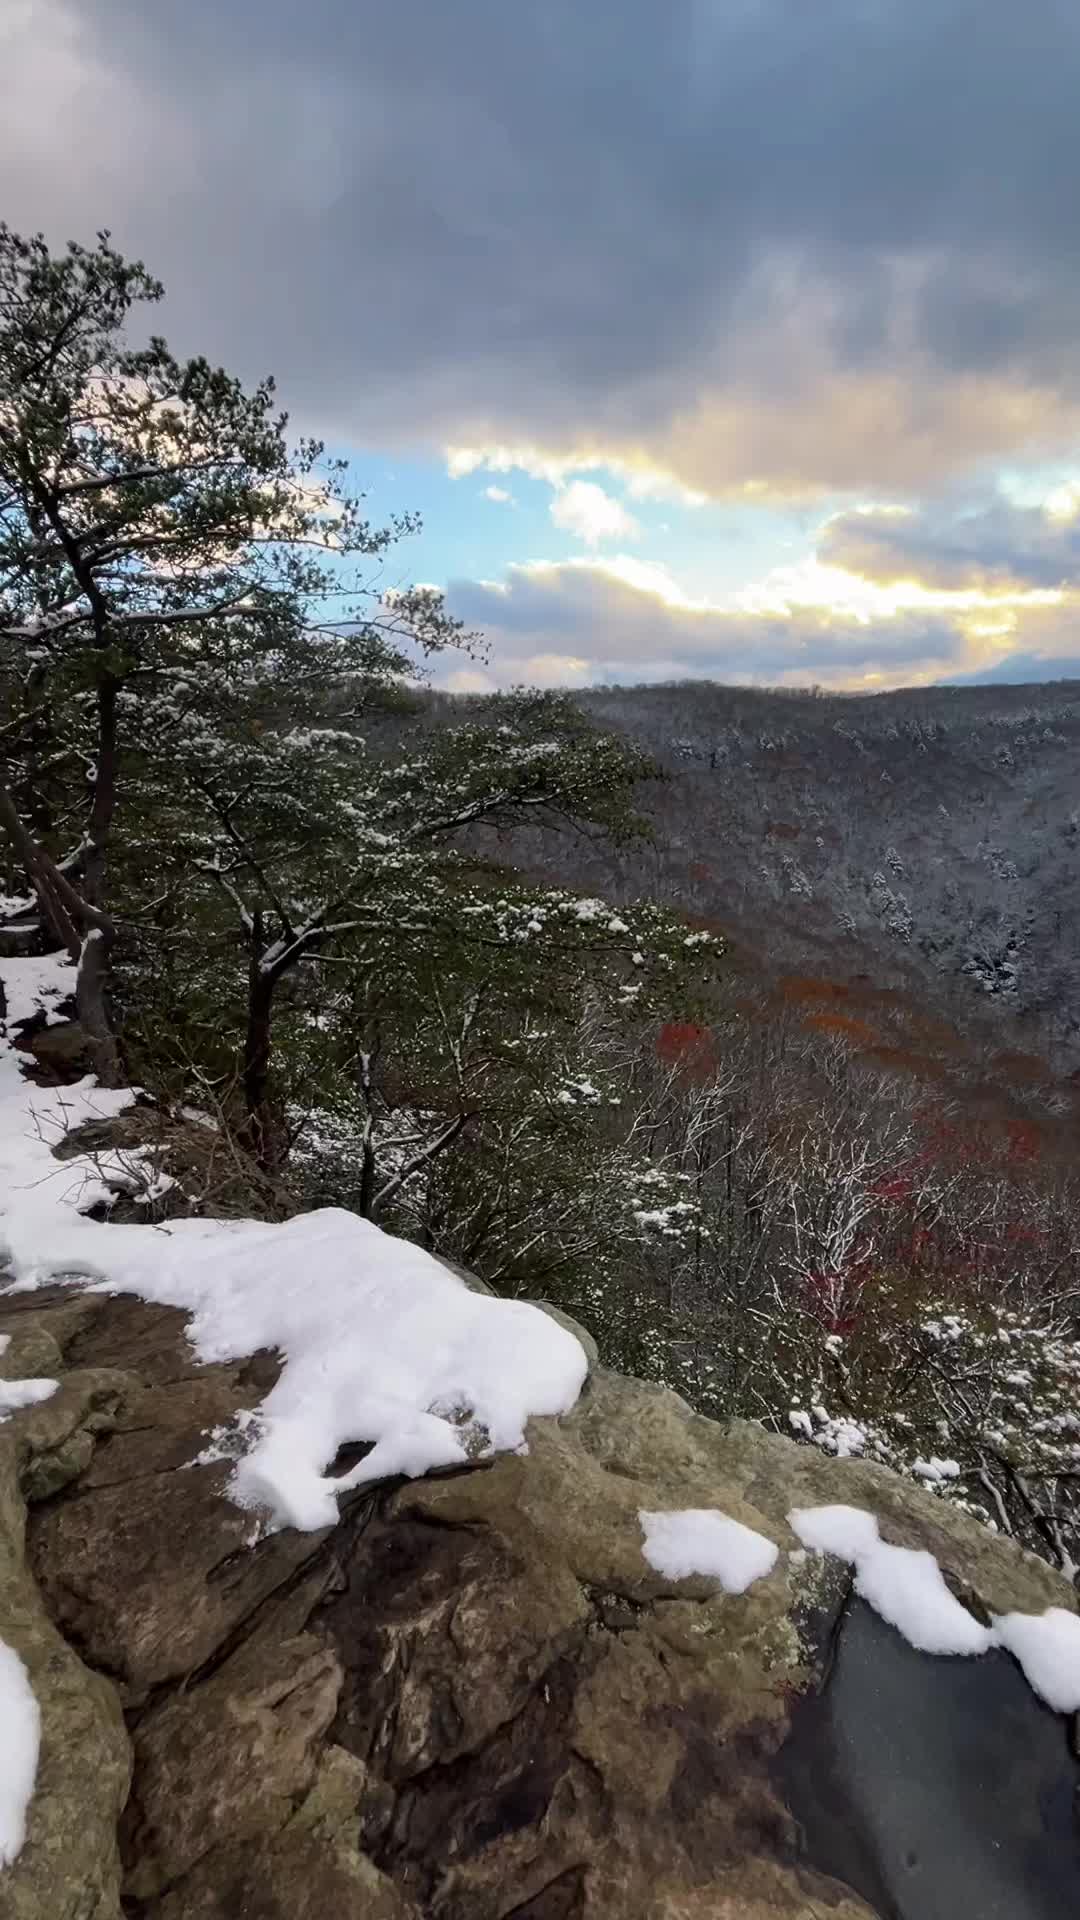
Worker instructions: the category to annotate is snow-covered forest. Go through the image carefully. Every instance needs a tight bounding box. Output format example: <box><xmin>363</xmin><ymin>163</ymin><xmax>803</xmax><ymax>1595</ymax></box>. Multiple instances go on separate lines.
<box><xmin>2</xmin><ymin>224</ymin><xmax>1079</xmax><ymax>1586</ymax></box>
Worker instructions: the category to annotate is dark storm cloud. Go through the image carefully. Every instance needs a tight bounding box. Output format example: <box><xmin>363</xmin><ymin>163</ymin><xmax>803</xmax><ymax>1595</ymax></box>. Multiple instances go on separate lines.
<box><xmin>6</xmin><ymin>1</ymin><xmax>1080</xmax><ymax>490</ymax></box>
<box><xmin>822</xmin><ymin>494</ymin><xmax>1080</xmax><ymax>590</ymax></box>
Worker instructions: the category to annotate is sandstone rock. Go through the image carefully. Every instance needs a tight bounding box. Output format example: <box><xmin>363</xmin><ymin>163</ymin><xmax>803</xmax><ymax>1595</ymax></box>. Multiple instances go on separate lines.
<box><xmin>123</xmin><ymin>1633</ymin><xmax>343</xmax><ymax>1898</ymax></box>
<box><xmin>30</xmin><ymin>1459</ymin><xmax>329</xmax><ymax>1701</ymax></box>
<box><xmin>15</xmin><ymin>1368</ymin><xmax>131</xmax><ymax>1502</ymax></box>
<box><xmin>0</xmin><ymin>1287</ymin><xmax>1077</xmax><ymax>1920</ymax></box>
<box><xmin>0</xmin><ymin>1361</ymin><xmax>130</xmax><ymax>1919</ymax></box>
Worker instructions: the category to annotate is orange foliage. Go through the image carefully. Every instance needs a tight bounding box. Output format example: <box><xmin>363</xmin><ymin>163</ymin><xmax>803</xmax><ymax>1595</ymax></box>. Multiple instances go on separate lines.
<box><xmin>804</xmin><ymin>1011</ymin><xmax>879</xmax><ymax>1045</ymax></box>
<box><xmin>779</xmin><ymin>976</ymin><xmax>849</xmax><ymax>1004</ymax></box>
<box><xmin>897</xmin><ymin>1011</ymin><xmax>964</xmax><ymax>1054</ymax></box>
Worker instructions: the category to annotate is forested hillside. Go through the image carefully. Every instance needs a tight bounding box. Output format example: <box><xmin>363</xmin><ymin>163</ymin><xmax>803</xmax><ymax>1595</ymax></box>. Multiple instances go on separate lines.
<box><xmin>450</xmin><ymin>678</ymin><xmax>1076</xmax><ymax>1057</ymax></box>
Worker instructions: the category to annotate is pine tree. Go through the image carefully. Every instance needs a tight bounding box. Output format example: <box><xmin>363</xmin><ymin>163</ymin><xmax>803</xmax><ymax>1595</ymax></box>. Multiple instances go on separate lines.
<box><xmin>1</xmin><ymin>226</ymin><xmax>719</xmax><ymax>1169</ymax></box>
<box><xmin>0</xmin><ymin>223</ymin><xmax>462</xmax><ymax>1081</ymax></box>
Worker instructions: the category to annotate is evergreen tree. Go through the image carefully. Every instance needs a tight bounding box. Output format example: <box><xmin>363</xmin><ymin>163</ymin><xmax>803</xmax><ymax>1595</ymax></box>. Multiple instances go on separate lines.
<box><xmin>1</xmin><ymin>225</ymin><xmax>717</xmax><ymax>1168</ymax></box>
<box><xmin>0</xmin><ymin>223</ymin><xmax>461</xmax><ymax>1080</ymax></box>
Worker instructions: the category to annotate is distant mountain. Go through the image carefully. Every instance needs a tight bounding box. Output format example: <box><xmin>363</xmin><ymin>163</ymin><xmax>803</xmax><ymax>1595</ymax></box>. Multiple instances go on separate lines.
<box><xmin>959</xmin><ymin>657</ymin><xmax>1080</xmax><ymax>686</ymax></box>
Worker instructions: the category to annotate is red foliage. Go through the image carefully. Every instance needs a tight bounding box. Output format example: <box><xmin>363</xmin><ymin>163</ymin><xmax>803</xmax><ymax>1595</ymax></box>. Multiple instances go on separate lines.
<box><xmin>800</xmin><ymin>1267</ymin><xmax>865</xmax><ymax>1336</ymax></box>
<box><xmin>867</xmin><ymin>1172</ymin><xmax>915</xmax><ymax>1203</ymax></box>
<box><xmin>656</xmin><ymin>1022</ymin><xmax>718</xmax><ymax>1083</ymax></box>
<box><xmin>993</xmin><ymin>1050</ymin><xmax>1048</xmax><ymax>1087</ymax></box>
<box><xmin>860</xmin><ymin>1045</ymin><xmax>946</xmax><ymax>1081</ymax></box>
<box><xmin>1006</xmin><ymin>1120</ymin><xmax>1042</xmax><ymax>1163</ymax></box>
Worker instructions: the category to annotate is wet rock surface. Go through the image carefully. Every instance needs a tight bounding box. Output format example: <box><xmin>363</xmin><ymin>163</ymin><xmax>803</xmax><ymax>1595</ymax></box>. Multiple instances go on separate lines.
<box><xmin>777</xmin><ymin>1597</ymin><xmax>1080</xmax><ymax>1920</ymax></box>
<box><xmin>0</xmin><ymin>1281</ymin><xmax>1077</xmax><ymax>1918</ymax></box>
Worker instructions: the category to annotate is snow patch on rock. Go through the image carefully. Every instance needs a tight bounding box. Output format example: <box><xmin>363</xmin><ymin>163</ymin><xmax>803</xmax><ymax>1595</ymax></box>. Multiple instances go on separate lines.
<box><xmin>639</xmin><ymin>1508</ymin><xmax>779</xmax><ymax>1592</ymax></box>
<box><xmin>0</xmin><ymin>1639</ymin><xmax>40</xmax><ymax>1866</ymax></box>
<box><xmin>788</xmin><ymin>1502</ymin><xmax>1080</xmax><ymax>1711</ymax></box>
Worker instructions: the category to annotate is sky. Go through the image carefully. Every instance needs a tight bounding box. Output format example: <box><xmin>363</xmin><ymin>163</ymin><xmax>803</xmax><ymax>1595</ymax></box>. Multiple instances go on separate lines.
<box><xmin>5</xmin><ymin>0</ymin><xmax>1080</xmax><ymax>692</ymax></box>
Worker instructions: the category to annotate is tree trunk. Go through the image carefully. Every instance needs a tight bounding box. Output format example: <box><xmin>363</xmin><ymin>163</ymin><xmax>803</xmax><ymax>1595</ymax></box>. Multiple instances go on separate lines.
<box><xmin>0</xmin><ymin>775</ymin><xmax>124</xmax><ymax>1086</ymax></box>
<box><xmin>358</xmin><ymin>1131</ymin><xmax>377</xmax><ymax>1219</ymax></box>
<box><xmin>241</xmin><ymin>949</ymin><xmax>287</xmax><ymax>1173</ymax></box>
<box><xmin>84</xmin><ymin>675</ymin><xmax>118</xmax><ymax>907</ymax></box>
<box><xmin>75</xmin><ymin>927</ymin><xmax>123</xmax><ymax>1087</ymax></box>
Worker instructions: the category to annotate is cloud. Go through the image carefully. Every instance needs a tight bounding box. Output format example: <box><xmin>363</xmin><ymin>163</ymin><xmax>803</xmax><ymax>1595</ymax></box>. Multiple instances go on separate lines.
<box><xmin>549</xmin><ymin>480</ymin><xmax>640</xmax><ymax>546</ymax></box>
<box><xmin>449</xmin><ymin>445</ymin><xmax>707</xmax><ymax>506</ymax></box>
<box><xmin>483</xmin><ymin>484</ymin><xmax>514</xmax><ymax>504</ymax></box>
<box><xmin>822</xmin><ymin>488</ymin><xmax>1080</xmax><ymax>592</ymax></box>
<box><xmin>8</xmin><ymin>1</ymin><xmax>1080</xmax><ymax>496</ymax></box>
<box><xmin>437</xmin><ymin>487</ymin><xmax>1080</xmax><ymax>690</ymax></box>
<box><xmin>442</xmin><ymin>557</ymin><xmax>981</xmax><ymax>691</ymax></box>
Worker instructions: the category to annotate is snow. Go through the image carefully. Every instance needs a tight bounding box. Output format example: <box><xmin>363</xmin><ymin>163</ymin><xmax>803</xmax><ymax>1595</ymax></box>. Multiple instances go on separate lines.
<box><xmin>4</xmin><ymin>1202</ymin><xmax>588</xmax><ymax>1533</ymax></box>
<box><xmin>789</xmin><ymin>1504</ymin><xmax>994</xmax><ymax>1655</ymax></box>
<box><xmin>851</xmin><ymin>1538</ymin><xmax>994</xmax><ymax>1657</ymax></box>
<box><xmin>789</xmin><ymin>1405</ymin><xmax>869</xmax><ymax>1459</ymax></box>
<box><xmin>994</xmin><ymin>1609</ymin><xmax>1080</xmax><ymax>1714</ymax></box>
<box><xmin>640</xmin><ymin>1508</ymin><xmax>779</xmax><ymax>1592</ymax></box>
<box><xmin>789</xmin><ymin>1505</ymin><xmax>1080</xmax><ymax>1698</ymax></box>
<box><xmin>0</xmin><ymin>1377</ymin><xmax>58</xmax><ymax>1418</ymax></box>
<box><xmin>0</xmin><ymin>950</ymin><xmax>73</xmax><ymax>1031</ymax></box>
<box><xmin>0</xmin><ymin>1331</ymin><xmax>57</xmax><ymax>1418</ymax></box>
<box><xmin>0</xmin><ymin>954</ymin><xmax>587</xmax><ymax>1533</ymax></box>
<box><xmin>789</xmin><ymin>1503</ymin><xmax>880</xmax><ymax>1559</ymax></box>
<box><xmin>0</xmin><ymin>1639</ymin><xmax>40</xmax><ymax>1867</ymax></box>
<box><xmin>911</xmin><ymin>1456</ymin><xmax>962</xmax><ymax>1483</ymax></box>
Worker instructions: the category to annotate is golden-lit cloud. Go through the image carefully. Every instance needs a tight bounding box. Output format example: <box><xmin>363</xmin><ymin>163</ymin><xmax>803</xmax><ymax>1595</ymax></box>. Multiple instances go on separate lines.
<box><xmin>444</xmin><ymin>556</ymin><xmax>973</xmax><ymax>692</ymax></box>
<box><xmin>449</xmin><ymin>366</ymin><xmax>1080</xmax><ymax>506</ymax></box>
<box><xmin>734</xmin><ymin>554</ymin><xmax>1064</xmax><ymax>623</ymax></box>
<box><xmin>447</xmin><ymin>445</ymin><xmax>707</xmax><ymax>508</ymax></box>
<box><xmin>443</xmin><ymin>479</ymin><xmax>1080</xmax><ymax>691</ymax></box>
<box><xmin>441</xmin><ymin>257</ymin><xmax>1080</xmax><ymax>504</ymax></box>
<box><xmin>821</xmin><ymin>487</ymin><xmax>1080</xmax><ymax>594</ymax></box>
